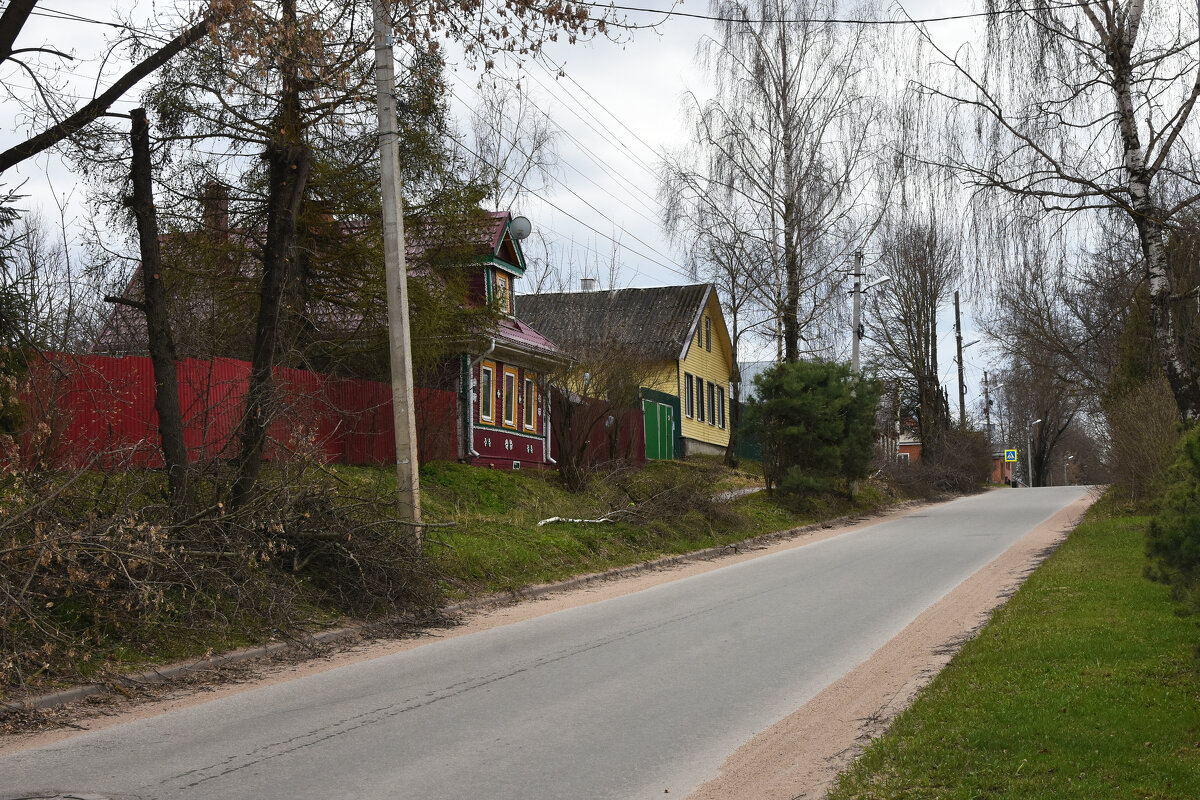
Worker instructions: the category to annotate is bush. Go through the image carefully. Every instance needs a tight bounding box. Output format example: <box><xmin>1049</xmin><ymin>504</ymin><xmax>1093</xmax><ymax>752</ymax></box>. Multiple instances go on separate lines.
<box><xmin>1145</xmin><ymin>425</ymin><xmax>1200</xmax><ymax>616</ymax></box>
<box><xmin>747</xmin><ymin>360</ymin><xmax>881</xmax><ymax>499</ymax></box>
<box><xmin>1103</xmin><ymin>376</ymin><xmax>1181</xmax><ymax>504</ymax></box>
<box><xmin>879</xmin><ymin>426</ymin><xmax>993</xmax><ymax>497</ymax></box>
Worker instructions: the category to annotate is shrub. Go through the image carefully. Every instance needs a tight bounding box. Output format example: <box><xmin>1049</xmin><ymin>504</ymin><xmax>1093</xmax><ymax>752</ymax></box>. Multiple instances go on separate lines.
<box><xmin>747</xmin><ymin>360</ymin><xmax>881</xmax><ymax>499</ymax></box>
<box><xmin>1145</xmin><ymin>425</ymin><xmax>1200</xmax><ymax>617</ymax></box>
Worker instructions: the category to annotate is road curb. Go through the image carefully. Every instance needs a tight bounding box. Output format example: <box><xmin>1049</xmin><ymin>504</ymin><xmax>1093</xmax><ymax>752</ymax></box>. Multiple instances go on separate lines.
<box><xmin>2</xmin><ymin>499</ymin><xmax>923</xmax><ymax>714</ymax></box>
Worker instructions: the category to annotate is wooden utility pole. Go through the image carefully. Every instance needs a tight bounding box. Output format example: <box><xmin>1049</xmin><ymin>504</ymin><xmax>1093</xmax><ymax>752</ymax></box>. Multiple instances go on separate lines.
<box><xmin>850</xmin><ymin>251</ymin><xmax>864</xmax><ymax>375</ymax></box>
<box><xmin>955</xmin><ymin>290</ymin><xmax>966</xmax><ymax>429</ymax></box>
<box><xmin>982</xmin><ymin>370</ymin><xmax>993</xmax><ymax>446</ymax></box>
<box><xmin>373</xmin><ymin>0</ymin><xmax>421</xmax><ymax>543</ymax></box>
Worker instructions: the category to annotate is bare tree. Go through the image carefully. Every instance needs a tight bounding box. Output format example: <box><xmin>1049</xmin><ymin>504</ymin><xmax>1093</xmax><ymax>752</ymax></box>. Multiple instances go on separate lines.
<box><xmin>672</xmin><ymin>0</ymin><xmax>883</xmax><ymax>363</ymax></box>
<box><xmin>661</xmin><ymin>163</ymin><xmax>770</xmax><ymax>463</ymax></box>
<box><xmin>867</xmin><ymin>221</ymin><xmax>957</xmax><ymax>459</ymax></box>
<box><xmin>918</xmin><ymin>0</ymin><xmax>1200</xmax><ymax>420</ymax></box>
<box><xmin>467</xmin><ymin>80</ymin><xmax>558</xmax><ymax>212</ymax></box>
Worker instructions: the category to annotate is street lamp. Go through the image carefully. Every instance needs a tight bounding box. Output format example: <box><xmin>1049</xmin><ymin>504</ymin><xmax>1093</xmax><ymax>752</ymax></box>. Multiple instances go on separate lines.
<box><xmin>1064</xmin><ymin>454</ymin><xmax>1075</xmax><ymax>485</ymax></box>
<box><xmin>1027</xmin><ymin>418</ymin><xmax>1042</xmax><ymax>487</ymax></box>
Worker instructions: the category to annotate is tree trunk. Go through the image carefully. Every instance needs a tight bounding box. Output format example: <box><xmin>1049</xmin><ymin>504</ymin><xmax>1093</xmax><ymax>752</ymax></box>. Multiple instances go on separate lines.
<box><xmin>232</xmin><ymin>0</ymin><xmax>311</xmax><ymax>508</ymax></box>
<box><xmin>724</xmin><ymin>375</ymin><xmax>741</xmax><ymax>467</ymax></box>
<box><xmin>1111</xmin><ymin>23</ymin><xmax>1200</xmax><ymax>420</ymax></box>
<box><xmin>782</xmin><ymin>200</ymin><xmax>801</xmax><ymax>363</ymax></box>
<box><xmin>231</xmin><ymin>140</ymin><xmax>312</xmax><ymax>508</ymax></box>
<box><xmin>126</xmin><ymin>107</ymin><xmax>189</xmax><ymax>514</ymax></box>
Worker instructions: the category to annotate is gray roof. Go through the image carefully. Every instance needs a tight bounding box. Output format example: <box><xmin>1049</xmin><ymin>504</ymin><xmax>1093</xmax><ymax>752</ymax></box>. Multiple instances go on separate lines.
<box><xmin>517</xmin><ymin>284</ymin><xmax>712</xmax><ymax>362</ymax></box>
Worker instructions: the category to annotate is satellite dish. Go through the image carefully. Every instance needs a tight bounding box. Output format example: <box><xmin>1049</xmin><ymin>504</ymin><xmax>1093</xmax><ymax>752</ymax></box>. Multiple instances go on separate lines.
<box><xmin>509</xmin><ymin>215</ymin><xmax>532</xmax><ymax>240</ymax></box>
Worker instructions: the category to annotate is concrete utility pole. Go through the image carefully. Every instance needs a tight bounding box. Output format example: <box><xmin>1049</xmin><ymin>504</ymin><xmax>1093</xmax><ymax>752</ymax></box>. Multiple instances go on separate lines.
<box><xmin>955</xmin><ymin>290</ymin><xmax>966</xmax><ymax>429</ymax></box>
<box><xmin>373</xmin><ymin>0</ymin><xmax>422</xmax><ymax>542</ymax></box>
<box><xmin>851</xmin><ymin>251</ymin><xmax>863</xmax><ymax>375</ymax></box>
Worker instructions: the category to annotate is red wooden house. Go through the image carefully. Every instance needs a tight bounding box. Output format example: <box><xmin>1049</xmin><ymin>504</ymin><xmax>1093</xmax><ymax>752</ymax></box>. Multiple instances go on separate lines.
<box><xmin>442</xmin><ymin>212</ymin><xmax>565</xmax><ymax>469</ymax></box>
<box><xmin>89</xmin><ymin>207</ymin><xmax>566</xmax><ymax>470</ymax></box>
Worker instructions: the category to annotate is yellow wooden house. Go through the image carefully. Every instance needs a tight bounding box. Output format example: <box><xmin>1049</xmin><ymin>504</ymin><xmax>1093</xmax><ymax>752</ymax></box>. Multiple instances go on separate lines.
<box><xmin>518</xmin><ymin>283</ymin><xmax>738</xmax><ymax>459</ymax></box>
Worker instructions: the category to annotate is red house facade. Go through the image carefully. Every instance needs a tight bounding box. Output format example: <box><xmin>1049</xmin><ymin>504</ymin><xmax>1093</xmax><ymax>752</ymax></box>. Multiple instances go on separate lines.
<box><xmin>420</xmin><ymin>212</ymin><xmax>566</xmax><ymax>470</ymax></box>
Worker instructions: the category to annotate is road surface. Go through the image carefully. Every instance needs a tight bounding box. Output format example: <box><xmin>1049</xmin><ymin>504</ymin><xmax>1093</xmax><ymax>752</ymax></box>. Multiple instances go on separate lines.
<box><xmin>0</xmin><ymin>486</ymin><xmax>1089</xmax><ymax>800</ymax></box>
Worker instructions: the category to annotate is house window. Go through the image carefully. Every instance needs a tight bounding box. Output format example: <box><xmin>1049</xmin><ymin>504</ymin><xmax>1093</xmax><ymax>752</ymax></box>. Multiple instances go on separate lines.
<box><xmin>696</xmin><ymin>324</ymin><xmax>702</xmax><ymax>348</ymax></box>
<box><xmin>707</xmin><ymin>382</ymin><xmax>716</xmax><ymax>426</ymax></box>
<box><xmin>898</xmin><ymin>452</ymin><xmax>911</xmax><ymax>464</ymax></box>
<box><xmin>523</xmin><ymin>375</ymin><xmax>537</xmax><ymax>431</ymax></box>
<box><xmin>696</xmin><ymin>377</ymin><xmax>705</xmax><ymax>422</ymax></box>
<box><xmin>494</xmin><ymin>271</ymin><xmax>512</xmax><ymax>315</ymax></box>
<box><xmin>684</xmin><ymin>373</ymin><xmax>694</xmax><ymax>418</ymax></box>
<box><xmin>717</xmin><ymin>386</ymin><xmax>726</xmax><ymax>429</ymax></box>
<box><xmin>503</xmin><ymin>366</ymin><xmax>518</xmax><ymax>428</ymax></box>
<box><xmin>479</xmin><ymin>361</ymin><xmax>495</xmax><ymax>424</ymax></box>
<box><xmin>705</xmin><ymin>317</ymin><xmax>712</xmax><ymax>352</ymax></box>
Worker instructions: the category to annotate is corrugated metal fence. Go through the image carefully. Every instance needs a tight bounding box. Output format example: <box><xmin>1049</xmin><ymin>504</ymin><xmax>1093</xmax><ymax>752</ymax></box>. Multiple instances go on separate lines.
<box><xmin>16</xmin><ymin>353</ymin><xmax>458</xmax><ymax>469</ymax></box>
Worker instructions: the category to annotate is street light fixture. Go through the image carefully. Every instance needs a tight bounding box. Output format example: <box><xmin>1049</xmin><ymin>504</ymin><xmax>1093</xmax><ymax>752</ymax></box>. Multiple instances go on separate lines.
<box><xmin>1027</xmin><ymin>418</ymin><xmax>1043</xmax><ymax>487</ymax></box>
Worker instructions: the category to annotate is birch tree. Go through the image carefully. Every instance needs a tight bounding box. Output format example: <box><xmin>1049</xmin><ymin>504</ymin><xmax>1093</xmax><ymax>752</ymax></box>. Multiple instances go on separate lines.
<box><xmin>921</xmin><ymin>0</ymin><xmax>1200</xmax><ymax>420</ymax></box>
<box><xmin>672</xmin><ymin>0</ymin><xmax>881</xmax><ymax>363</ymax></box>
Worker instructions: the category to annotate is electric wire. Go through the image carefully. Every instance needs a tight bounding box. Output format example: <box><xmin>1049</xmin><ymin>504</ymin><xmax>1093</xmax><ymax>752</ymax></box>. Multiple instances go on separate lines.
<box><xmin>569</xmin><ymin>1</ymin><xmax>1101</xmax><ymax>26</ymax></box>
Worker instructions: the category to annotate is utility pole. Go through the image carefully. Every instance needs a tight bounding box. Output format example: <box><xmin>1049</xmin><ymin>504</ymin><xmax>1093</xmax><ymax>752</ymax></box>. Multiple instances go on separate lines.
<box><xmin>955</xmin><ymin>290</ymin><xmax>966</xmax><ymax>429</ymax></box>
<box><xmin>982</xmin><ymin>370</ymin><xmax>992</xmax><ymax>446</ymax></box>
<box><xmin>373</xmin><ymin>0</ymin><xmax>422</xmax><ymax>543</ymax></box>
<box><xmin>851</xmin><ymin>251</ymin><xmax>864</xmax><ymax>375</ymax></box>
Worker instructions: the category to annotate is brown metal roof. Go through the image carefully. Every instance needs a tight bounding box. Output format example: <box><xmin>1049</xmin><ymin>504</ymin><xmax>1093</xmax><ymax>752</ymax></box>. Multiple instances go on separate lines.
<box><xmin>516</xmin><ymin>284</ymin><xmax>712</xmax><ymax>363</ymax></box>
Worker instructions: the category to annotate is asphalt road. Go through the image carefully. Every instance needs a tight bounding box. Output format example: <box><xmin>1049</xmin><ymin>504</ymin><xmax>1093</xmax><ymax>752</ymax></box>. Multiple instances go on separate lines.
<box><xmin>0</xmin><ymin>486</ymin><xmax>1088</xmax><ymax>800</ymax></box>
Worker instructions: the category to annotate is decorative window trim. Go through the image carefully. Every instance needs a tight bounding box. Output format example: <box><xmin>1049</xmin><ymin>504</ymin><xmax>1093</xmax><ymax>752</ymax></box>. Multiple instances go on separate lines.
<box><xmin>479</xmin><ymin>360</ymin><xmax>496</xmax><ymax>424</ymax></box>
<box><xmin>707</xmin><ymin>382</ymin><xmax>716</xmax><ymax>426</ymax></box>
<box><xmin>494</xmin><ymin>271</ymin><xmax>513</xmax><ymax>315</ymax></box>
<box><xmin>502</xmin><ymin>366</ymin><xmax>519</xmax><ymax>429</ymax></box>
<box><xmin>523</xmin><ymin>375</ymin><xmax>537</xmax><ymax>432</ymax></box>
<box><xmin>697</xmin><ymin>377</ymin><xmax>705</xmax><ymax>422</ymax></box>
<box><xmin>684</xmin><ymin>373</ymin><xmax>694</xmax><ymax>418</ymax></box>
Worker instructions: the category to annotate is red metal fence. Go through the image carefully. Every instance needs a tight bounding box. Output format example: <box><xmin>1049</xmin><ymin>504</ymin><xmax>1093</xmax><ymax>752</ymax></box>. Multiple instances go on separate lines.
<box><xmin>16</xmin><ymin>353</ymin><xmax>458</xmax><ymax>469</ymax></box>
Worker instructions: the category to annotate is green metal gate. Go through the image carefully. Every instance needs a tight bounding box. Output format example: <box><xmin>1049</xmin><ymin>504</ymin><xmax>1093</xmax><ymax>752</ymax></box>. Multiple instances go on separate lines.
<box><xmin>642</xmin><ymin>399</ymin><xmax>675</xmax><ymax>460</ymax></box>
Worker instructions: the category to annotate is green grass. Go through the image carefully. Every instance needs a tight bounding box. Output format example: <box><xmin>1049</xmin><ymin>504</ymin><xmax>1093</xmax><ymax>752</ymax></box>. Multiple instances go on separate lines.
<box><xmin>826</xmin><ymin>500</ymin><xmax>1200</xmax><ymax>800</ymax></box>
<box><xmin>333</xmin><ymin>459</ymin><xmax>891</xmax><ymax>597</ymax></box>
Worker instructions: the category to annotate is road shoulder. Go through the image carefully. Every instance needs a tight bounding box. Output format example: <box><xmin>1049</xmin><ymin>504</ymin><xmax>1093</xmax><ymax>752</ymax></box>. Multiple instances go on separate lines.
<box><xmin>684</xmin><ymin>491</ymin><xmax>1097</xmax><ymax>800</ymax></box>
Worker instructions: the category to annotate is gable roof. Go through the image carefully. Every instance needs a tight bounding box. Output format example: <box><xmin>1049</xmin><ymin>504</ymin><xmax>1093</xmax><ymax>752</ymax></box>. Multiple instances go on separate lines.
<box><xmin>404</xmin><ymin>211</ymin><xmax>525</xmax><ymax>275</ymax></box>
<box><xmin>517</xmin><ymin>284</ymin><xmax>714</xmax><ymax>363</ymax></box>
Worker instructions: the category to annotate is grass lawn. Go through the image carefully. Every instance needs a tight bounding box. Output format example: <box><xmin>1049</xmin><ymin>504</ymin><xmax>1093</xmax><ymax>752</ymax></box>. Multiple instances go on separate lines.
<box><xmin>826</xmin><ymin>501</ymin><xmax>1200</xmax><ymax>800</ymax></box>
<box><xmin>338</xmin><ymin>458</ymin><xmax>891</xmax><ymax>597</ymax></box>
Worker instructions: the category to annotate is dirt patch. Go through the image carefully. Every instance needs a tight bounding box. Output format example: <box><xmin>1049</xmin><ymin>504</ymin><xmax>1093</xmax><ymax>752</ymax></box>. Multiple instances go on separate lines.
<box><xmin>684</xmin><ymin>492</ymin><xmax>1096</xmax><ymax>800</ymax></box>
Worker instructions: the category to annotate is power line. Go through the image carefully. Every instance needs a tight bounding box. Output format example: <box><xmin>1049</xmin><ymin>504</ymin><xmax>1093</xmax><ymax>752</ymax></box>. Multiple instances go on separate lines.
<box><xmin>518</xmin><ymin>63</ymin><xmax>662</xmax><ymax>206</ymax></box>
<box><xmin>450</xmin><ymin>134</ymin><xmax>693</xmax><ymax>281</ymax></box>
<box><xmin>571</xmin><ymin>1</ymin><xmax>1099</xmax><ymax>26</ymax></box>
<box><xmin>449</xmin><ymin>70</ymin><xmax>663</xmax><ymax>223</ymax></box>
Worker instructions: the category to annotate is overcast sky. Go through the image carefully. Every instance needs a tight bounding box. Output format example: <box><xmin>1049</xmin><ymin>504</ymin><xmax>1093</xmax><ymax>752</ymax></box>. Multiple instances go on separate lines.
<box><xmin>0</xmin><ymin>0</ymin><xmax>995</xmax><ymax>422</ymax></box>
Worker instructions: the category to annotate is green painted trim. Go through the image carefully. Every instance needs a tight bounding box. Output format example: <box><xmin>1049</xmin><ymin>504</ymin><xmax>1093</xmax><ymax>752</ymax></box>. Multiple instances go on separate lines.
<box><xmin>497</xmin><ymin>218</ymin><xmax>528</xmax><ymax>273</ymax></box>
<box><xmin>487</xmin><ymin>255</ymin><xmax>526</xmax><ymax>277</ymax></box>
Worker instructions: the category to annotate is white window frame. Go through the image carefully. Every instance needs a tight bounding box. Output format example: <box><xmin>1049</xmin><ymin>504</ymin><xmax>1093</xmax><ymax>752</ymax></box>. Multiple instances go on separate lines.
<box><xmin>479</xmin><ymin>360</ymin><xmax>496</xmax><ymax>424</ymax></box>
<box><xmin>523</xmin><ymin>375</ymin><xmax>537</xmax><ymax>431</ymax></box>
<box><xmin>502</xmin><ymin>366</ymin><xmax>519</xmax><ymax>429</ymax></box>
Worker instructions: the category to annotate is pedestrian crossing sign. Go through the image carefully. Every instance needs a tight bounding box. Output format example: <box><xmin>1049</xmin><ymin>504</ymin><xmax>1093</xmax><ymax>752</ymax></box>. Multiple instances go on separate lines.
<box><xmin>1004</xmin><ymin>449</ymin><xmax>1018</xmax><ymax>462</ymax></box>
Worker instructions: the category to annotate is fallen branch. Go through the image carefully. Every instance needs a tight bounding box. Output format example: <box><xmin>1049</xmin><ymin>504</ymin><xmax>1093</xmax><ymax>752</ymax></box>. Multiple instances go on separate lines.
<box><xmin>536</xmin><ymin>516</ymin><xmax>616</xmax><ymax>527</ymax></box>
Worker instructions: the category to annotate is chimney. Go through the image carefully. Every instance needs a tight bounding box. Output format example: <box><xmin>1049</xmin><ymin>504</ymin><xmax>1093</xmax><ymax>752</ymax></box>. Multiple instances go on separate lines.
<box><xmin>200</xmin><ymin>182</ymin><xmax>229</xmax><ymax>241</ymax></box>
<box><xmin>580</xmin><ymin>277</ymin><xmax>598</xmax><ymax>292</ymax></box>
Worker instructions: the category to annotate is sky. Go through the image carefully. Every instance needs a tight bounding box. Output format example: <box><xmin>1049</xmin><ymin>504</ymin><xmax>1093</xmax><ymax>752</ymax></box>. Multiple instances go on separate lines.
<box><xmin>0</xmin><ymin>0</ymin><xmax>996</xmax><ymax>425</ymax></box>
